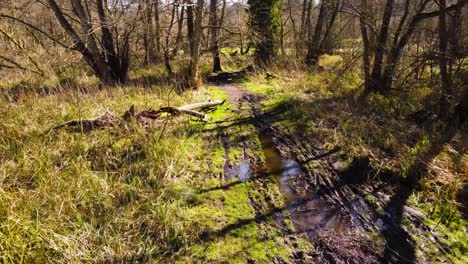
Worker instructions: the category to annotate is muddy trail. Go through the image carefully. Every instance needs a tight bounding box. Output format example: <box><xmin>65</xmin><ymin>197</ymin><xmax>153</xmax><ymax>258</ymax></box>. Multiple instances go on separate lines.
<box><xmin>209</xmin><ymin>80</ymin><xmax>453</xmax><ymax>263</ymax></box>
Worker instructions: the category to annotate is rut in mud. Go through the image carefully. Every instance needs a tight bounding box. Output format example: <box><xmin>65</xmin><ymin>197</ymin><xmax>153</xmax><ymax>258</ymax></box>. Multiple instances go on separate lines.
<box><xmin>211</xmin><ymin>81</ymin><xmax>453</xmax><ymax>263</ymax></box>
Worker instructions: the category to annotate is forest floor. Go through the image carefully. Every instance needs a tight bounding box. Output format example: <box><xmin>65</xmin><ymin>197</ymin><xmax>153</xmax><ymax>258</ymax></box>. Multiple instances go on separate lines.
<box><xmin>1</xmin><ymin>58</ymin><xmax>467</xmax><ymax>263</ymax></box>
<box><xmin>193</xmin><ymin>74</ymin><xmax>463</xmax><ymax>264</ymax></box>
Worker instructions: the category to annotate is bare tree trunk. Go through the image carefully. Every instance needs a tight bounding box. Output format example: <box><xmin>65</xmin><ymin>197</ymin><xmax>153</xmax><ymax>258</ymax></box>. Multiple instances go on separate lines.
<box><xmin>210</xmin><ymin>0</ymin><xmax>222</xmax><ymax>72</ymax></box>
<box><xmin>306</xmin><ymin>0</ymin><xmax>327</xmax><ymax>65</ymax></box>
<box><xmin>187</xmin><ymin>0</ymin><xmax>205</xmax><ymax>88</ymax></box>
<box><xmin>47</xmin><ymin>0</ymin><xmax>111</xmax><ymax>83</ymax></box>
<box><xmin>143</xmin><ymin>0</ymin><xmax>156</xmax><ymax>64</ymax></box>
<box><xmin>298</xmin><ymin>0</ymin><xmax>309</xmax><ymax>57</ymax></box>
<box><xmin>359</xmin><ymin>0</ymin><xmax>371</xmax><ymax>83</ymax></box>
<box><xmin>367</xmin><ymin>0</ymin><xmax>395</xmax><ymax>93</ymax></box>
<box><xmin>172</xmin><ymin>5</ymin><xmax>185</xmax><ymax>57</ymax></box>
<box><xmin>187</xmin><ymin>0</ymin><xmax>195</xmax><ymax>54</ymax></box>
<box><xmin>304</xmin><ymin>0</ymin><xmax>313</xmax><ymax>55</ymax></box>
<box><xmin>154</xmin><ymin>0</ymin><xmax>162</xmax><ymax>58</ymax></box>
<box><xmin>97</xmin><ymin>0</ymin><xmax>129</xmax><ymax>83</ymax></box>
<box><xmin>164</xmin><ymin>2</ymin><xmax>177</xmax><ymax>76</ymax></box>
<box><xmin>321</xmin><ymin>0</ymin><xmax>341</xmax><ymax>54</ymax></box>
<box><xmin>438</xmin><ymin>0</ymin><xmax>453</xmax><ymax>119</ymax></box>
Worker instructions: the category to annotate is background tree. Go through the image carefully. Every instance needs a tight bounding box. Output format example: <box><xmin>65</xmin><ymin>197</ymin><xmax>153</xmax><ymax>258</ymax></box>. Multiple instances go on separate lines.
<box><xmin>305</xmin><ymin>0</ymin><xmax>342</xmax><ymax>66</ymax></box>
<box><xmin>142</xmin><ymin>0</ymin><xmax>158</xmax><ymax>64</ymax></box>
<box><xmin>248</xmin><ymin>0</ymin><xmax>283</xmax><ymax>68</ymax></box>
<box><xmin>209</xmin><ymin>0</ymin><xmax>222</xmax><ymax>72</ymax></box>
<box><xmin>186</xmin><ymin>0</ymin><xmax>205</xmax><ymax>87</ymax></box>
<box><xmin>350</xmin><ymin>0</ymin><xmax>467</xmax><ymax>94</ymax></box>
<box><xmin>45</xmin><ymin>0</ymin><xmax>135</xmax><ymax>84</ymax></box>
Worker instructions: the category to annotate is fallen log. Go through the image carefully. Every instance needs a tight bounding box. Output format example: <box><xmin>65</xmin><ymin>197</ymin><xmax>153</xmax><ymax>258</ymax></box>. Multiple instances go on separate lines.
<box><xmin>55</xmin><ymin>100</ymin><xmax>225</xmax><ymax>131</ymax></box>
<box><xmin>177</xmin><ymin>100</ymin><xmax>225</xmax><ymax>111</ymax></box>
<box><xmin>160</xmin><ymin>107</ymin><xmax>210</xmax><ymax>121</ymax></box>
<box><xmin>53</xmin><ymin>110</ymin><xmax>118</xmax><ymax>132</ymax></box>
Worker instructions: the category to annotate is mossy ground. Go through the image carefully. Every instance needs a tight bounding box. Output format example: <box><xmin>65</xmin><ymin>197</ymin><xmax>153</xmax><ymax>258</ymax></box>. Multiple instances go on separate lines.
<box><xmin>239</xmin><ymin>54</ymin><xmax>468</xmax><ymax>262</ymax></box>
<box><xmin>1</xmin><ymin>53</ymin><xmax>466</xmax><ymax>263</ymax></box>
<box><xmin>0</xmin><ymin>75</ymin><xmax>311</xmax><ymax>262</ymax></box>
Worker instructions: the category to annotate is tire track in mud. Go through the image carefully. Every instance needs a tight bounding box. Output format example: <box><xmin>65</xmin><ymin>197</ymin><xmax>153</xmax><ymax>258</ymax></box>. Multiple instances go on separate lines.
<box><xmin>219</xmin><ymin>85</ymin><xmax>374</xmax><ymax>233</ymax></box>
<box><xmin>214</xmin><ymin>84</ymin><xmax>381</xmax><ymax>262</ymax></box>
<box><xmin>213</xmin><ymin>82</ymin><xmax>453</xmax><ymax>263</ymax></box>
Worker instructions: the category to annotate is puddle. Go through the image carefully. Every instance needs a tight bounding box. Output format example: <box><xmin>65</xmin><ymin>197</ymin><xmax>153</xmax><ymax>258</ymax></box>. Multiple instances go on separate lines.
<box><xmin>226</xmin><ymin>160</ymin><xmax>251</xmax><ymax>182</ymax></box>
<box><xmin>258</xmin><ymin>129</ymin><xmax>350</xmax><ymax>234</ymax></box>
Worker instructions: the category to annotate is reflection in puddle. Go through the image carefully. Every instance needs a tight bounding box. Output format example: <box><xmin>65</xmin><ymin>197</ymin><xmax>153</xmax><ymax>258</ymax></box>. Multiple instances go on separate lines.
<box><xmin>258</xmin><ymin>130</ymin><xmax>350</xmax><ymax>234</ymax></box>
<box><xmin>226</xmin><ymin>160</ymin><xmax>251</xmax><ymax>182</ymax></box>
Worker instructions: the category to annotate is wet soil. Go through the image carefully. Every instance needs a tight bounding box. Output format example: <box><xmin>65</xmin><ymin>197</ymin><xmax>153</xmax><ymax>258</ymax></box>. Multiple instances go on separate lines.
<box><xmin>211</xmin><ymin>79</ymin><xmax>452</xmax><ymax>263</ymax></box>
<box><xmin>257</xmin><ymin>130</ymin><xmax>350</xmax><ymax>235</ymax></box>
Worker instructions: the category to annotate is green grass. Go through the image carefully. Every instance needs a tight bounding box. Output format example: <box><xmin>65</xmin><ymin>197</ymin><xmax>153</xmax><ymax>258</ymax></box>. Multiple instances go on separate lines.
<box><xmin>1</xmin><ymin>53</ymin><xmax>466</xmax><ymax>263</ymax></box>
<box><xmin>0</xmin><ymin>78</ymin><xmax>310</xmax><ymax>262</ymax></box>
<box><xmin>0</xmin><ymin>84</ymin><xmax>224</xmax><ymax>262</ymax></box>
<box><xmin>238</xmin><ymin>55</ymin><xmax>468</xmax><ymax>263</ymax></box>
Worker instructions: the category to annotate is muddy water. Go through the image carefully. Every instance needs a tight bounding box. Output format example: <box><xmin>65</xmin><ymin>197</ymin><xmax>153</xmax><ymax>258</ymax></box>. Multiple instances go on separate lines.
<box><xmin>258</xmin><ymin>130</ymin><xmax>349</xmax><ymax>234</ymax></box>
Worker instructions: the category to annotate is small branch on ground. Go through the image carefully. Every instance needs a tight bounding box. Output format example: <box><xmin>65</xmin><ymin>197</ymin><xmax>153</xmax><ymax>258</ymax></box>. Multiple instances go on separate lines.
<box><xmin>55</xmin><ymin>100</ymin><xmax>225</xmax><ymax>132</ymax></box>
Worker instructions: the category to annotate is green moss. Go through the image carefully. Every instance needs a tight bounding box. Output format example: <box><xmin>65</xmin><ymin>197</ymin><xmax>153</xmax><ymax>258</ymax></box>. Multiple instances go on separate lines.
<box><xmin>283</xmin><ymin>219</ymin><xmax>295</xmax><ymax>233</ymax></box>
<box><xmin>364</xmin><ymin>194</ymin><xmax>375</xmax><ymax>203</ymax></box>
<box><xmin>318</xmin><ymin>54</ymin><xmax>344</xmax><ymax>69</ymax></box>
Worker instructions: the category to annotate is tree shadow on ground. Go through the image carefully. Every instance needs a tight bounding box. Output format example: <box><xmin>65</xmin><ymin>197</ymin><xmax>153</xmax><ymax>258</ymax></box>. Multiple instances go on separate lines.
<box><xmin>381</xmin><ymin>123</ymin><xmax>463</xmax><ymax>263</ymax></box>
<box><xmin>274</xmin><ymin>94</ymin><xmax>467</xmax><ymax>263</ymax></box>
<box><xmin>208</xmin><ymin>90</ymin><xmax>466</xmax><ymax>263</ymax></box>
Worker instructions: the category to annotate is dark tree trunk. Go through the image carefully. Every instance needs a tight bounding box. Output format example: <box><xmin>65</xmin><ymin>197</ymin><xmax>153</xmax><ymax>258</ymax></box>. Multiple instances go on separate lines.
<box><xmin>367</xmin><ymin>0</ymin><xmax>395</xmax><ymax>93</ymax></box>
<box><xmin>48</xmin><ymin>0</ymin><xmax>114</xmax><ymax>83</ymax></box>
<box><xmin>359</xmin><ymin>0</ymin><xmax>371</xmax><ymax>83</ymax></box>
<box><xmin>154</xmin><ymin>0</ymin><xmax>162</xmax><ymax>58</ymax></box>
<box><xmin>305</xmin><ymin>0</ymin><xmax>341</xmax><ymax>66</ymax></box>
<box><xmin>210</xmin><ymin>0</ymin><xmax>222</xmax><ymax>72</ymax></box>
<box><xmin>187</xmin><ymin>0</ymin><xmax>195</xmax><ymax>54</ymax></box>
<box><xmin>143</xmin><ymin>0</ymin><xmax>156</xmax><ymax>64</ymax></box>
<box><xmin>306</xmin><ymin>1</ymin><xmax>327</xmax><ymax>66</ymax></box>
<box><xmin>321</xmin><ymin>0</ymin><xmax>341</xmax><ymax>54</ymax></box>
<box><xmin>97</xmin><ymin>0</ymin><xmax>129</xmax><ymax>83</ymax></box>
<box><xmin>164</xmin><ymin>2</ymin><xmax>177</xmax><ymax>76</ymax></box>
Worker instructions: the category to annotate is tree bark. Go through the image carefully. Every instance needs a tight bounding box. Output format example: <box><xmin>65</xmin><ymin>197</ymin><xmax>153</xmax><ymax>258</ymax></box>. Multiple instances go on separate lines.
<box><xmin>367</xmin><ymin>0</ymin><xmax>395</xmax><ymax>93</ymax></box>
<box><xmin>248</xmin><ymin>0</ymin><xmax>283</xmax><ymax>68</ymax></box>
<box><xmin>306</xmin><ymin>1</ymin><xmax>326</xmax><ymax>66</ymax></box>
<box><xmin>143</xmin><ymin>0</ymin><xmax>156</xmax><ymax>64</ymax></box>
<box><xmin>47</xmin><ymin>0</ymin><xmax>111</xmax><ymax>83</ymax></box>
<box><xmin>305</xmin><ymin>0</ymin><xmax>341</xmax><ymax>66</ymax></box>
<box><xmin>187</xmin><ymin>0</ymin><xmax>205</xmax><ymax>88</ymax></box>
<box><xmin>154</xmin><ymin>0</ymin><xmax>162</xmax><ymax>58</ymax></box>
<box><xmin>210</xmin><ymin>0</ymin><xmax>222</xmax><ymax>72</ymax></box>
<box><xmin>438</xmin><ymin>0</ymin><xmax>453</xmax><ymax>119</ymax></box>
<box><xmin>172</xmin><ymin>5</ymin><xmax>185</xmax><ymax>57</ymax></box>
<box><xmin>187</xmin><ymin>0</ymin><xmax>195</xmax><ymax>54</ymax></box>
<box><xmin>359</xmin><ymin>0</ymin><xmax>371</xmax><ymax>83</ymax></box>
<box><xmin>163</xmin><ymin>2</ymin><xmax>177</xmax><ymax>76</ymax></box>
<box><xmin>97</xmin><ymin>0</ymin><xmax>129</xmax><ymax>83</ymax></box>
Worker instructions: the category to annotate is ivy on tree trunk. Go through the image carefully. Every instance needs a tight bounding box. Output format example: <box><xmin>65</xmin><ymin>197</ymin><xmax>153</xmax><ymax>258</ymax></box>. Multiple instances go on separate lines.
<box><xmin>248</xmin><ymin>0</ymin><xmax>282</xmax><ymax>68</ymax></box>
